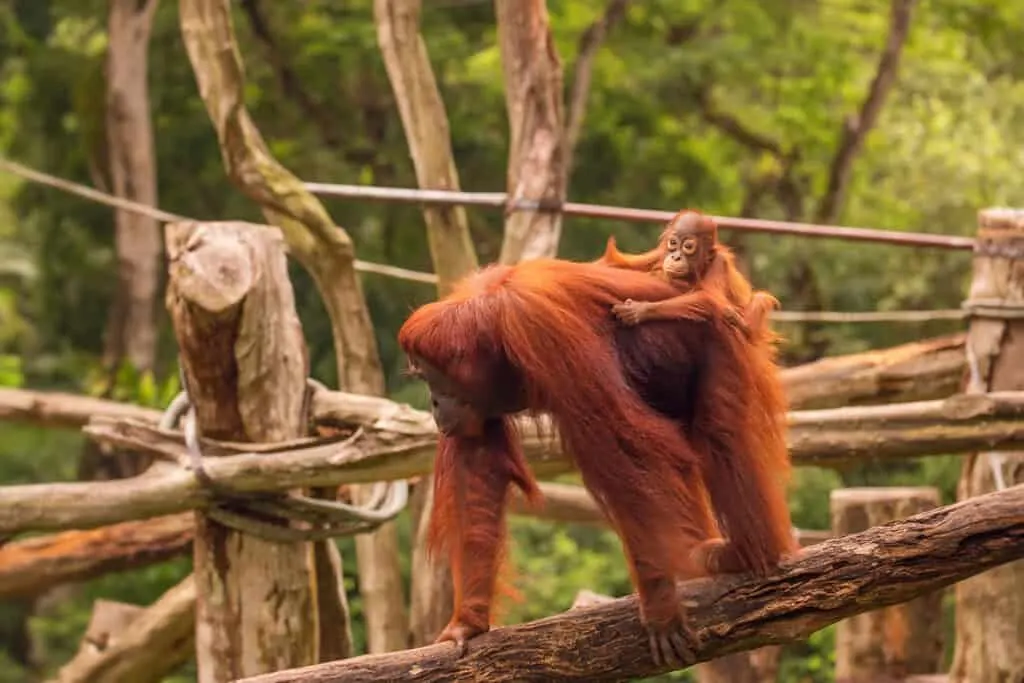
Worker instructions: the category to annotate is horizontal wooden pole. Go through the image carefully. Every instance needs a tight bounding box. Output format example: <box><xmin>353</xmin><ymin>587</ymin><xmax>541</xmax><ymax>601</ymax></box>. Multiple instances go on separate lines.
<box><xmin>780</xmin><ymin>332</ymin><xmax>964</xmax><ymax>410</ymax></box>
<box><xmin>0</xmin><ymin>482</ymin><xmax>831</xmax><ymax>600</ymax></box>
<box><xmin>239</xmin><ymin>484</ymin><xmax>1024</xmax><ymax>682</ymax></box>
<box><xmin>1</xmin><ymin>391</ymin><xmax>1022</xmax><ymax>536</ymax></box>
<box><xmin>0</xmin><ymin>333</ymin><xmax>967</xmax><ymax>435</ymax></box>
<box><xmin>0</xmin><ymin>514</ymin><xmax>192</xmax><ymax>600</ymax></box>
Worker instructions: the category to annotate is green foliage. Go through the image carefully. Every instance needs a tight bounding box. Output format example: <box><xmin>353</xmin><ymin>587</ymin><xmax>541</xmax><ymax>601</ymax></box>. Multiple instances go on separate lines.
<box><xmin>0</xmin><ymin>0</ymin><xmax>1021</xmax><ymax>679</ymax></box>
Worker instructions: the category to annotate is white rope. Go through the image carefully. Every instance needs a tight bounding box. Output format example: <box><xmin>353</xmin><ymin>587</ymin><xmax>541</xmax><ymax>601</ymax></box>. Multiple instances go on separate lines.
<box><xmin>964</xmin><ymin>338</ymin><xmax>1009</xmax><ymax>491</ymax></box>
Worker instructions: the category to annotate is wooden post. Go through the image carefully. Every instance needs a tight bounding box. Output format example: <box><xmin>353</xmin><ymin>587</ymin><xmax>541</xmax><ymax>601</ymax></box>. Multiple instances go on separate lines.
<box><xmin>831</xmin><ymin>487</ymin><xmax>945</xmax><ymax>681</ymax></box>
<box><xmin>165</xmin><ymin>221</ymin><xmax>318</xmax><ymax>682</ymax></box>
<box><xmin>695</xmin><ymin>646</ymin><xmax>782</xmax><ymax>683</ymax></box>
<box><xmin>950</xmin><ymin>208</ymin><xmax>1024</xmax><ymax>683</ymax></box>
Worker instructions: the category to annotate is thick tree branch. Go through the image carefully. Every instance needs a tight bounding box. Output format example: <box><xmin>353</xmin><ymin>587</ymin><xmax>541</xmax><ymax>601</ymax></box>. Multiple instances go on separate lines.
<box><xmin>0</xmin><ymin>514</ymin><xmax>191</xmax><ymax>600</ymax></box>
<box><xmin>52</xmin><ymin>575</ymin><xmax>195</xmax><ymax>683</ymax></box>
<box><xmin>239</xmin><ymin>484</ymin><xmax>1024</xmax><ymax>683</ymax></box>
<box><xmin>3</xmin><ymin>391</ymin><xmax>1023</xmax><ymax>536</ymax></box>
<box><xmin>694</xmin><ymin>86</ymin><xmax>806</xmax><ymax>221</ymax></box>
<box><xmin>781</xmin><ymin>332</ymin><xmax>965</xmax><ymax>409</ymax></box>
<box><xmin>563</xmin><ymin>0</ymin><xmax>631</xmax><ymax>179</ymax></box>
<box><xmin>696</xmin><ymin>87</ymin><xmax>785</xmax><ymax>159</ymax></box>
<box><xmin>373</xmin><ymin>0</ymin><xmax>478</xmax><ymax>293</ymax></box>
<box><xmin>179</xmin><ymin>0</ymin><xmax>384</xmax><ymax>394</ymax></box>
<box><xmin>813</xmin><ymin>0</ymin><xmax>916</xmax><ymax>224</ymax></box>
<box><xmin>0</xmin><ymin>388</ymin><xmax>162</xmax><ymax>428</ymax></box>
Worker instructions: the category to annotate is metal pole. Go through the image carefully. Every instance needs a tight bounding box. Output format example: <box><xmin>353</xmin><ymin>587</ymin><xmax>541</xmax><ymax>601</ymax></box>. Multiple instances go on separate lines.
<box><xmin>305</xmin><ymin>182</ymin><xmax>976</xmax><ymax>251</ymax></box>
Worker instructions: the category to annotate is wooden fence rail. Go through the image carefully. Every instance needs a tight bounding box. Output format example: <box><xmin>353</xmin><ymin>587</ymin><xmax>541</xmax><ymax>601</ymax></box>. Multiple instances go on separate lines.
<box><xmin>1</xmin><ymin>390</ymin><xmax>1022</xmax><ymax>537</ymax></box>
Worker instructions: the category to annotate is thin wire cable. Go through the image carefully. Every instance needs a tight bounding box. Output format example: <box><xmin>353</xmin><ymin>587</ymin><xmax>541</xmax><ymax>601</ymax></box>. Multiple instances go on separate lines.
<box><xmin>0</xmin><ymin>157</ymin><xmax>439</xmax><ymax>285</ymax></box>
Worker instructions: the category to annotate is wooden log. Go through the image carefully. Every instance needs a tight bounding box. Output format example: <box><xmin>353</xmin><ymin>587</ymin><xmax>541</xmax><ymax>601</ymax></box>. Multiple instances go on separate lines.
<box><xmin>237</xmin><ymin>484</ymin><xmax>1024</xmax><ymax>683</ymax></box>
<box><xmin>0</xmin><ymin>514</ymin><xmax>191</xmax><ymax>599</ymax></box>
<box><xmin>165</xmin><ymin>220</ymin><xmax>318</xmax><ymax>681</ymax></box>
<box><xmin>780</xmin><ymin>333</ymin><xmax>965</xmax><ymax>409</ymax></box>
<box><xmin>831</xmin><ymin>487</ymin><xmax>945</xmax><ymax>681</ymax></box>
<box><xmin>694</xmin><ymin>647</ymin><xmax>781</xmax><ymax>683</ymax></box>
<box><xmin>0</xmin><ymin>481</ymin><xmax>830</xmax><ymax>602</ymax></box>
<box><xmin>950</xmin><ymin>208</ymin><xmax>1024</xmax><ymax>683</ymax></box>
<box><xmin>0</xmin><ymin>388</ymin><xmax>162</xmax><ymax>428</ymax></box>
<box><xmin>0</xmin><ymin>331</ymin><xmax>967</xmax><ymax>436</ymax></box>
<box><xmin>49</xmin><ymin>576</ymin><xmax>195</xmax><ymax>683</ymax></box>
<box><xmin>3</xmin><ymin>390</ymin><xmax>1024</xmax><ymax>537</ymax></box>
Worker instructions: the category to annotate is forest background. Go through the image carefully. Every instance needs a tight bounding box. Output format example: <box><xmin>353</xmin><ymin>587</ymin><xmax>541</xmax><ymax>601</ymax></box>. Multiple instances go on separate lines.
<box><xmin>0</xmin><ymin>0</ymin><xmax>1021</xmax><ymax>681</ymax></box>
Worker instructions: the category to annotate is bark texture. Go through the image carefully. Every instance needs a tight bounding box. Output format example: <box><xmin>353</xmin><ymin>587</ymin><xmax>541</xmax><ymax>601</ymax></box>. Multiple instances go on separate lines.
<box><xmin>103</xmin><ymin>0</ymin><xmax>162</xmax><ymax>373</ymax></box>
<box><xmin>780</xmin><ymin>333</ymin><xmax>965</xmax><ymax>410</ymax></box>
<box><xmin>166</xmin><ymin>221</ymin><xmax>317</xmax><ymax>682</ymax></box>
<box><xmin>0</xmin><ymin>514</ymin><xmax>191</xmax><ymax>600</ymax></box>
<box><xmin>495</xmin><ymin>0</ymin><xmax>567</xmax><ymax>263</ymax></box>
<box><xmin>238</xmin><ymin>484</ymin><xmax>1024</xmax><ymax>683</ymax></box>
<box><xmin>950</xmin><ymin>208</ymin><xmax>1024</xmax><ymax>683</ymax></box>
<box><xmin>50</xmin><ymin>576</ymin><xmax>195</xmax><ymax>683</ymax></box>
<box><xmin>374</xmin><ymin>0</ymin><xmax>478</xmax><ymax>295</ymax></box>
<box><xmin>178</xmin><ymin>0</ymin><xmax>390</xmax><ymax>659</ymax></box>
<box><xmin>832</xmin><ymin>487</ymin><xmax>945</xmax><ymax>680</ymax></box>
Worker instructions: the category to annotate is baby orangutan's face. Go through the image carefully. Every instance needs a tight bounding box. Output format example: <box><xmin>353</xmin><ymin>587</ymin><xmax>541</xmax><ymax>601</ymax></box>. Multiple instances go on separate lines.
<box><xmin>660</xmin><ymin>213</ymin><xmax>713</xmax><ymax>281</ymax></box>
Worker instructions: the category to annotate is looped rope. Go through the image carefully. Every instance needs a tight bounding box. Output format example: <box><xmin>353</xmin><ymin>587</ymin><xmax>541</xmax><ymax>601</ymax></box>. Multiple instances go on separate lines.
<box><xmin>961</xmin><ymin>298</ymin><xmax>1024</xmax><ymax>320</ymax></box>
<box><xmin>963</xmin><ymin>343</ymin><xmax>1009</xmax><ymax>493</ymax></box>
<box><xmin>160</xmin><ymin>374</ymin><xmax>408</xmax><ymax>542</ymax></box>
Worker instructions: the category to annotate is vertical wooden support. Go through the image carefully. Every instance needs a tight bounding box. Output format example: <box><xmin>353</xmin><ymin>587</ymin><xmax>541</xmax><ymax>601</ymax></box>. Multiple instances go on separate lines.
<box><xmin>165</xmin><ymin>221</ymin><xmax>318</xmax><ymax>682</ymax></box>
<box><xmin>950</xmin><ymin>208</ymin><xmax>1024</xmax><ymax>683</ymax></box>
<box><xmin>695</xmin><ymin>646</ymin><xmax>782</xmax><ymax>683</ymax></box>
<box><xmin>831</xmin><ymin>487</ymin><xmax>945</xmax><ymax>681</ymax></box>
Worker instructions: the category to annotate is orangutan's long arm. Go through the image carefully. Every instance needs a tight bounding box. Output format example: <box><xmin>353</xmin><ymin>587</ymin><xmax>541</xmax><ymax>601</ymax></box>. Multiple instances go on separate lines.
<box><xmin>428</xmin><ymin>421</ymin><xmax>539</xmax><ymax>653</ymax></box>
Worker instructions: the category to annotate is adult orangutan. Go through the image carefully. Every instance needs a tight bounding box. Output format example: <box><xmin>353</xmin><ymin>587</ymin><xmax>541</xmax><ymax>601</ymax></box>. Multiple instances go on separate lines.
<box><xmin>398</xmin><ymin>258</ymin><xmax>793</xmax><ymax>668</ymax></box>
<box><xmin>596</xmin><ymin>209</ymin><xmax>780</xmax><ymax>346</ymax></box>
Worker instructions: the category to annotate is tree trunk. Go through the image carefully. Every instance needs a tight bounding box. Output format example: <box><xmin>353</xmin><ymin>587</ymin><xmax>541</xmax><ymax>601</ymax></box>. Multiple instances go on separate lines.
<box><xmin>494</xmin><ymin>0</ymin><xmax>567</xmax><ymax>264</ymax></box>
<box><xmin>832</xmin><ymin>487</ymin><xmax>945</xmax><ymax>680</ymax></box>
<box><xmin>374</xmin><ymin>0</ymin><xmax>481</xmax><ymax>649</ymax></box>
<box><xmin>103</xmin><ymin>0</ymin><xmax>162</xmax><ymax>374</ymax></box>
<box><xmin>695</xmin><ymin>648</ymin><xmax>781</xmax><ymax>683</ymax></box>
<box><xmin>949</xmin><ymin>208</ymin><xmax>1024</xmax><ymax>683</ymax></box>
<box><xmin>179</xmin><ymin>0</ymin><xmax>394</xmax><ymax>659</ymax></box>
<box><xmin>166</xmin><ymin>221</ymin><xmax>318</xmax><ymax>681</ymax></box>
<box><xmin>374</xmin><ymin>0</ymin><xmax>478</xmax><ymax>295</ymax></box>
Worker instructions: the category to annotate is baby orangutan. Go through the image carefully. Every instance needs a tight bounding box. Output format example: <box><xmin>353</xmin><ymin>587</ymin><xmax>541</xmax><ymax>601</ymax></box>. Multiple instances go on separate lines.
<box><xmin>596</xmin><ymin>209</ymin><xmax>779</xmax><ymax>344</ymax></box>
